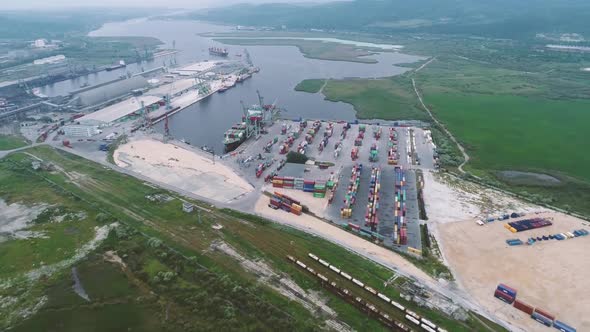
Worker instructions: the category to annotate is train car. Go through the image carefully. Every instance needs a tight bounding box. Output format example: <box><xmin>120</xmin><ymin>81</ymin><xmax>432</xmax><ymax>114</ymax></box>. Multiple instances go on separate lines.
<box><xmin>365</xmin><ymin>286</ymin><xmax>378</xmax><ymax>295</ymax></box>
<box><xmin>406</xmin><ymin>309</ymin><xmax>421</xmax><ymax>320</ymax></box>
<box><xmin>395</xmin><ymin>321</ymin><xmax>411</xmax><ymax>331</ymax></box>
<box><xmin>437</xmin><ymin>328</ymin><xmax>448</xmax><ymax>332</ymax></box>
<box><xmin>308</xmin><ymin>253</ymin><xmax>319</xmax><ymax>260</ymax></box>
<box><xmin>340</xmin><ymin>272</ymin><xmax>352</xmax><ymax>280</ymax></box>
<box><xmin>296</xmin><ymin>260</ymin><xmax>307</xmax><ymax>269</ymax></box>
<box><xmin>406</xmin><ymin>314</ymin><xmax>420</xmax><ymax>325</ymax></box>
<box><xmin>317</xmin><ymin>273</ymin><xmax>328</xmax><ymax>282</ymax></box>
<box><xmin>287</xmin><ymin>255</ymin><xmax>296</xmax><ymax>262</ymax></box>
<box><xmin>421</xmin><ymin>318</ymin><xmax>437</xmax><ymax>329</ymax></box>
<box><xmin>352</xmin><ymin>278</ymin><xmax>365</xmax><ymax>288</ymax></box>
<box><xmin>421</xmin><ymin>324</ymin><xmax>437</xmax><ymax>332</ymax></box>
<box><xmin>319</xmin><ymin>259</ymin><xmax>330</xmax><ymax>267</ymax></box>
<box><xmin>329</xmin><ymin>265</ymin><xmax>341</xmax><ymax>274</ymax></box>
<box><xmin>391</xmin><ymin>300</ymin><xmax>405</xmax><ymax>311</ymax></box>
<box><xmin>306</xmin><ymin>267</ymin><xmax>316</xmax><ymax>274</ymax></box>
<box><xmin>377</xmin><ymin>293</ymin><xmax>391</xmax><ymax>303</ymax></box>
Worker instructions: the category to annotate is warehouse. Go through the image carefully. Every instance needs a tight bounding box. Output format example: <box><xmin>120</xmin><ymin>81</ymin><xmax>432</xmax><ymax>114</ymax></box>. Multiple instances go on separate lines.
<box><xmin>76</xmin><ymin>95</ymin><xmax>163</xmax><ymax>127</ymax></box>
<box><xmin>145</xmin><ymin>78</ymin><xmax>198</xmax><ymax>98</ymax></box>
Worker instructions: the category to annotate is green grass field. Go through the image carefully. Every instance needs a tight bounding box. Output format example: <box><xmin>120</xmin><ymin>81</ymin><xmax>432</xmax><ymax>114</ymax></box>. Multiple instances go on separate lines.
<box><xmin>0</xmin><ymin>135</ymin><xmax>28</xmax><ymax>150</ymax></box>
<box><xmin>214</xmin><ymin>38</ymin><xmax>378</xmax><ymax>63</ymax></box>
<box><xmin>425</xmin><ymin>93</ymin><xmax>590</xmax><ymax>182</ymax></box>
<box><xmin>0</xmin><ymin>146</ymin><xmax>505</xmax><ymax>331</ymax></box>
<box><xmin>320</xmin><ymin>77</ymin><xmax>429</xmax><ymax>121</ymax></box>
<box><xmin>294</xmin><ymin>79</ymin><xmax>326</xmax><ymax>93</ymax></box>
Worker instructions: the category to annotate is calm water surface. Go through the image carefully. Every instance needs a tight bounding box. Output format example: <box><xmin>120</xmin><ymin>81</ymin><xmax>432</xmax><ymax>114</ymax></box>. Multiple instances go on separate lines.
<box><xmin>58</xmin><ymin>19</ymin><xmax>424</xmax><ymax>152</ymax></box>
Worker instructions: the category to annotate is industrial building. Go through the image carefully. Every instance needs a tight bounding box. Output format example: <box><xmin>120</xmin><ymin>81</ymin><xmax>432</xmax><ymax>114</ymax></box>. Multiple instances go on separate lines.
<box><xmin>76</xmin><ymin>95</ymin><xmax>163</xmax><ymax>127</ymax></box>
<box><xmin>146</xmin><ymin>78</ymin><xmax>198</xmax><ymax>98</ymax></box>
<box><xmin>70</xmin><ymin>76</ymin><xmax>149</xmax><ymax>107</ymax></box>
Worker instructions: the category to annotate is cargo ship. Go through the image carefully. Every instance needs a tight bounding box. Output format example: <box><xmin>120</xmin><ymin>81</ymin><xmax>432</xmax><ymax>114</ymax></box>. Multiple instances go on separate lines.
<box><xmin>209</xmin><ymin>47</ymin><xmax>229</xmax><ymax>57</ymax></box>
<box><xmin>106</xmin><ymin>60</ymin><xmax>126</xmax><ymax>71</ymax></box>
<box><xmin>223</xmin><ymin>92</ymin><xmax>280</xmax><ymax>152</ymax></box>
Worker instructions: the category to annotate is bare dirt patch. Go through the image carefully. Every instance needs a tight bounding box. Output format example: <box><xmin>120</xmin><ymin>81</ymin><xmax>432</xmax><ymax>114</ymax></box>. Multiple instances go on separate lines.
<box><xmin>496</xmin><ymin>171</ymin><xmax>562</xmax><ymax>187</ymax></box>
<box><xmin>438</xmin><ymin>212</ymin><xmax>589</xmax><ymax>331</ymax></box>
<box><xmin>0</xmin><ymin>199</ymin><xmax>48</xmax><ymax>242</ymax></box>
<box><xmin>114</xmin><ymin>138</ymin><xmax>253</xmax><ymax>202</ymax></box>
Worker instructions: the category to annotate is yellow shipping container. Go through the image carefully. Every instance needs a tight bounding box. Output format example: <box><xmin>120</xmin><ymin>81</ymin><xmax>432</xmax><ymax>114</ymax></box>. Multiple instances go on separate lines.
<box><xmin>504</xmin><ymin>223</ymin><xmax>511</xmax><ymax>230</ymax></box>
<box><xmin>291</xmin><ymin>203</ymin><xmax>302</xmax><ymax>211</ymax></box>
<box><xmin>272</xmin><ymin>179</ymin><xmax>283</xmax><ymax>185</ymax></box>
<box><xmin>510</xmin><ymin>227</ymin><xmax>517</xmax><ymax>233</ymax></box>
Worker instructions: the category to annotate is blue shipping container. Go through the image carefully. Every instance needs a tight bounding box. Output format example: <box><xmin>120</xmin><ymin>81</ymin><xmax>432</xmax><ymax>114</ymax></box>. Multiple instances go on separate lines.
<box><xmin>497</xmin><ymin>284</ymin><xmax>517</xmax><ymax>297</ymax></box>
<box><xmin>553</xmin><ymin>320</ymin><xmax>576</xmax><ymax>332</ymax></box>
<box><xmin>531</xmin><ymin>312</ymin><xmax>553</xmax><ymax>327</ymax></box>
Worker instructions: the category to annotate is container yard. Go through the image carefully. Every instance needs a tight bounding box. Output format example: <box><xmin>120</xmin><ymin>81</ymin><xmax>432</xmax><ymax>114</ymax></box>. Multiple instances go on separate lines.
<box><xmin>438</xmin><ymin>211</ymin><xmax>589</xmax><ymax>331</ymax></box>
<box><xmin>223</xmin><ymin>119</ymin><xmax>431</xmax><ymax>252</ymax></box>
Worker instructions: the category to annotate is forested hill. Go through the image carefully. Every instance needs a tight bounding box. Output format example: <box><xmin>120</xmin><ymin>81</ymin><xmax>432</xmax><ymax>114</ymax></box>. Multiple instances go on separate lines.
<box><xmin>190</xmin><ymin>0</ymin><xmax>590</xmax><ymax>39</ymax></box>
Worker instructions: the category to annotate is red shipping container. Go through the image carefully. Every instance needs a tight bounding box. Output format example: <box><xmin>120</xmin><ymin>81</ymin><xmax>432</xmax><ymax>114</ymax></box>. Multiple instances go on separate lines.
<box><xmin>494</xmin><ymin>290</ymin><xmax>514</xmax><ymax>304</ymax></box>
<box><xmin>513</xmin><ymin>299</ymin><xmax>534</xmax><ymax>315</ymax></box>
<box><xmin>498</xmin><ymin>283</ymin><xmax>518</xmax><ymax>294</ymax></box>
<box><xmin>534</xmin><ymin>308</ymin><xmax>555</xmax><ymax>321</ymax></box>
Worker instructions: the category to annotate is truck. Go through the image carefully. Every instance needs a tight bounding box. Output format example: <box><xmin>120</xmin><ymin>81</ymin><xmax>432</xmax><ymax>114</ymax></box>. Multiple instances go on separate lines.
<box><xmin>62</xmin><ymin>140</ymin><xmax>72</xmax><ymax>148</ymax></box>
<box><xmin>99</xmin><ymin>143</ymin><xmax>110</xmax><ymax>152</ymax></box>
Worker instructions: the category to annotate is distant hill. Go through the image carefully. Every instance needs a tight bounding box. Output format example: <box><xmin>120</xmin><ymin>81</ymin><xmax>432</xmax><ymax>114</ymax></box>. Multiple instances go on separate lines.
<box><xmin>0</xmin><ymin>9</ymin><xmax>155</xmax><ymax>39</ymax></box>
<box><xmin>191</xmin><ymin>0</ymin><xmax>590</xmax><ymax>39</ymax></box>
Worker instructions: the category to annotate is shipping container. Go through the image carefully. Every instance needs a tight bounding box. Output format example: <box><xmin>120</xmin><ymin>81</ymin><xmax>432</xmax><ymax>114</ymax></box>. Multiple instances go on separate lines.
<box><xmin>494</xmin><ymin>290</ymin><xmax>514</xmax><ymax>304</ymax></box>
<box><xmin>534</xmin><ymin>308</ymin><xmax>555</xmax><ymax>321</ymax></box>
<box><xmin>553</xmin><ymin>320</ymin><xmax>576</xmax><ymax>332</ymax></box>
<box><xmin>531</xmin><ymin>312</ymin><xmax>553</xmax><ymax>327</ymax></box>
<box><xmin>497</xmin><ymin>283</ymin><xmax>518</xmax><ymax>297</ymax></box>
<box><xmin>513</xmin><ymin>299</ymin><xmax>534</xmax><ymax>315</ymax></box>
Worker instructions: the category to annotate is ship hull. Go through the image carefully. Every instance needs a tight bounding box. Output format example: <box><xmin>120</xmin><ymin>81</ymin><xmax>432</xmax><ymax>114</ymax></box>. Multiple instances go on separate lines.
<box><xmin>224</xmin><ymin>138</ymin><xmax>245</xmax><ymax>152</ymax></box>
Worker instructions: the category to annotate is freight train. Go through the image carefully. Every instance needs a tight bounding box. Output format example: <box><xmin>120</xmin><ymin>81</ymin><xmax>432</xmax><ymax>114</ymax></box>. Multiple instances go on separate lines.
<box><xmin>306</xmin><ymin>252</ymin><xmax>449</xmax><ymax>332</ymax></box>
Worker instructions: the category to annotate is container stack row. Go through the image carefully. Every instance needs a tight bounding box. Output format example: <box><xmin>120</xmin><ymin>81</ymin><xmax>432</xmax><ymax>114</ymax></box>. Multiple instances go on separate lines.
<box><xmin>369</xmin><ymin>142</ymin><xmax>379</xmax><ymax>162</ymax></box>
<box><xmin>365</xmin><ymin>167</ymin><xmax>381</xmax><ymax>230</ymax></box>
<box><xmin>394</xmin><ymin>166</ymin><xmax>407</xmax><ymax>245</ymax></box>
<box><xmin>355</xmin><ymin>125</ymin><xmax>365</xmax><ymax>146</ymax></box>
<box><xmin>269</xmin><ymin>192</ymin><xmax>302</xmax><ymax>215</ymax></box>
<box><xmin>341</xmin><ymin>164</ymin><xmax>362</xmax><ymax>218</ymax></box>
<box><xmin>504</xmin><ymin>218</ymin><xmax>552</xmax><ymax>233</ymax></box>
<box><xmin>493</xmin><ymin>283</ymin><xmax>576</xmax><ymax>331</ymax></box>
<box><xmin>388</xmin><ymin>128</ymin><xmax>399</xmax><ymax>165</ymax></box>
<box><xmin>373</xmin><ymin>126</ymin><xmax>382</xmax><ymax>140</ymax></box>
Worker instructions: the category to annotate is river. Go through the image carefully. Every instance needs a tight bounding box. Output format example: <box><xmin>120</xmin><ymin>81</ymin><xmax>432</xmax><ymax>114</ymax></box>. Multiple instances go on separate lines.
<box><xmin>46</xmin><ymin>19</ymin><xmax>424</xmax><ymax>152</ymax></box>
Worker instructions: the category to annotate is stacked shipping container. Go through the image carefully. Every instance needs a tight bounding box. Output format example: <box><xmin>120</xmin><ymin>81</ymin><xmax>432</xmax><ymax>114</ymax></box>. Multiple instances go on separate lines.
<box><xmin>341</xmin><ymin>164</ymin><xmax>362</xmax><ymax>218</ymax></box>
<box><xmin>504</xmin><ymin>218</ymin><xmax>552</xmax><ymax>233</ymax></box>
<box><xmin>269</xmin><ymin>192</ymin><xmax>302</xmax><ymax>215</ymax></box>
<box><xmin>365</xmin><ymin>167</ymin><xmax>381</xmax><ymax>230</ymax></box>
<box><xmin>388</xmin><ymin>128</ymin><xmax>398</xmax><ymax>165</ymax></box>
<box><xmin>394</xmin><ymin>166</ymin><xmax>407</xmax><ymax>244</ymax></box>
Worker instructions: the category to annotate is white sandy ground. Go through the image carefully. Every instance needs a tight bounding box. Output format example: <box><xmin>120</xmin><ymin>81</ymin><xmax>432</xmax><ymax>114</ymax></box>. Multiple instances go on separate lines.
<box><xmin>421</xmin><ymin>170</ymin><xmax>589</xmax><ymax>331</ymax></box>
<box><xmin>114</xmin><ymin>139</ymin><xmax>253</xmax><ymax>203</ymax></box>
<box><xmin>0</xmin><ymin>200</ymin><xmax>48</xmax><ymax>243</ymax></box>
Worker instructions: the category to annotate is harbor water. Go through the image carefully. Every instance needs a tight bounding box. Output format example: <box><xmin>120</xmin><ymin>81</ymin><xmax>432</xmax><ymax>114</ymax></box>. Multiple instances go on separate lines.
<box><xmin>50</xmin><ymin>19</ymin><xmax>424</xmax><ymax>153</ymax></box>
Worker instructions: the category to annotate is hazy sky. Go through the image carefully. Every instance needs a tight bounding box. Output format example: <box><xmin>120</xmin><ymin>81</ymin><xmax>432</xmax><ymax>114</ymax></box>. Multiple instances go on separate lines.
<box><xmin>4</xmin><ymin>0</ymin><xmax>333</xmax><ymax>10</ymax></box>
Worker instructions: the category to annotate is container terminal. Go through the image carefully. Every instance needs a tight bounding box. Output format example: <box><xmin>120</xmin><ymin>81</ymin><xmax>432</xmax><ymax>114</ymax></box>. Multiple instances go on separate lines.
<box><xmin>2</xmin><ymin>47</ymin><xmax>588</xmax><ymax>332</ymax></box>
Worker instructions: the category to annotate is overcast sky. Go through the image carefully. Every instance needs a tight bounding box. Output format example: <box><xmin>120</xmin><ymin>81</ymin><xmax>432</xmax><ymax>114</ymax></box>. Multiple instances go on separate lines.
<box><xmin>4</xmin><ymin>0</ymin><xmax>334</xmax><ymax>10</ymax></box>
